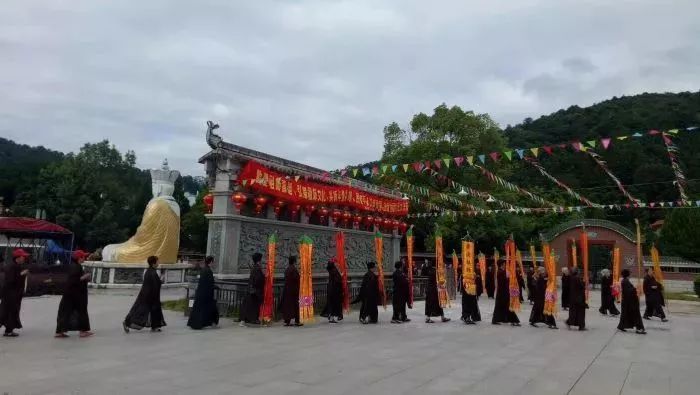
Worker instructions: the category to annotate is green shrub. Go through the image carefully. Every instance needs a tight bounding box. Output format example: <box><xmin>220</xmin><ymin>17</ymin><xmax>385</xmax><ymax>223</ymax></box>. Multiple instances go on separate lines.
<box><xmin>694</xmin><ymin>276</ymin><xmax>700</xmax><ymax>298</ymax></box>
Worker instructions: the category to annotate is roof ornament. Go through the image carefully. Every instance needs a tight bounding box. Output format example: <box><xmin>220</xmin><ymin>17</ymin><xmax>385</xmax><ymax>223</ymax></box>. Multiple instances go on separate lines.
<box><xmin>206</xmin><ymin>121</ymin><xmax>223</xmax><ymax>149</ymax></box>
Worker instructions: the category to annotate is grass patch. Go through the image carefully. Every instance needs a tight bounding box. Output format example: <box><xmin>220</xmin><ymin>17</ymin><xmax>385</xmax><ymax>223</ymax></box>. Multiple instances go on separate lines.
<box><xmin>162</xmin><ymin>298</ymin><xmax>188</xmax><ymax>312</ymax></box>
<box><xmin>665</xmin><ymin>292</ymin><xmax>700</xmax><ymax>302</ymax></box>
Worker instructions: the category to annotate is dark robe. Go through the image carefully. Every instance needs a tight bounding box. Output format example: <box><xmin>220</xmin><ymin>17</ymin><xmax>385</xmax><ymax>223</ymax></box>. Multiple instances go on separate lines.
<box><xmin>424</xmin><ymin>266</ymin><xmax>444</xmax><ymax>317</ymax></box>
<box><xmin>475</xmin><ymin>273</ymin><xmax>484</xmax><ymax>298</ymax></box>
<box><xmin>461</xmin><ymin>283</ymin><xmax>481</xmax><ymax>322</ymax></box>
<box><xmin>517</xmin><ymin>273</ymin><xmax>525</xmax><ymax>302</ymax></box>
<box><xmin>352</xmin><ymin>270</ymin><xmax>379</xmax><ymax>323</ymax></box>
<box><xmin>643</xmin><ymin>275</ymin><xmax>666</xmax><ymax>319</ymax></box>
<box><xmin>324</xmin><ymin>266</ymin><xmax>344</xmax><ymax>319</ymax></box>
<box><xmin>492</xmin><ymin>268</ymin><xmax>520</xmax><ymax>324</ymax></box>
<box><xmin>526</xmin><ymin>272</ymin><xmax>536</xmax><ymax>303</ymax></box>
<box><xmin>529</xmin><ymin>275</ymin><xmax>547</xmax><ymax>324</ymax></box>
<box><xmin>124</xmin><ymin>267</ymin><xmax>166</xmax><ymax>330</ymax></box>
<box><xmin>599</xmin><ymin>276</ymin><xmax>619</xmax><ymax>315</ymax></box>
<box><xmin>0</xmin><ymin>263</ymin><xmax>25</xmax><ymax>333</ymax></box>
<box><xmin>565</xmin><ymin>273</ymin><xmax>586</xmax><ymax>329</ymax></box>
<box><xmin>187</xmin><ymin>265</ymin><xmax>219</xmax><ymax>329</ymax></box>
<box><xmin>485</xmin><ymin>266</ymin><xmax>495</xmax><ymax>298</ymax></box>
<box><xmin>279</xmin><ymin>264</ymin><xmax>300</xmax><ymax>324</ymax></box>
<box><xmin>240</xmin><ymin>263</ymin><xmax>265</xmax><ymax>323</ymax></box>
<box><xmin>56</xmin><ymin>262</ymin><xmax>91</xmax><ymax>333</ymax></box>
<box><xmin>561</xmin><ymin>273</ymin><xmax>570</xmax><ymax>309</ymax></box>
<box><xmin>618</xmin><ymin>277</ymin><xmax>645</xmax><ymax>331</ymax></box>
<box><xmin>392</xmin><ymin>269</ymin><xmax>410</xmax><ymax>321</ymax></box>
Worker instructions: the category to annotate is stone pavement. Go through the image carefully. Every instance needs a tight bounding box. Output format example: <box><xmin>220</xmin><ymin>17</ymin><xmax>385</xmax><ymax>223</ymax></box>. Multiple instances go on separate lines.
<box><xmin>0</xmin><ymin>289</ymin><xmax>698</xmax><ymax>395</ymax></box>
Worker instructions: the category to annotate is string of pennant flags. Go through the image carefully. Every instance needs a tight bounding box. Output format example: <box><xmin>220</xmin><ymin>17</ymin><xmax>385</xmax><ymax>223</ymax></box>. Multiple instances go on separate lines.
<box><xmin>661</xmin><ymin>132</ymin><xmax>689</xmax><ymax>202</ymax></box>
<box><xmin>524</xmin><ymin>157</ymin><xmax>600</xmax><ymax>207</ymax></box>
<box><xmin>340</xmin><ymin>126</ymin><xmax>698</xmax><ymax>178</ymax></box>
<box><xmin>585</xmin><ymin>150</ymin><xmax>641</xmax><ymax>204</ymax></box>
<box><xmin>407</xmin><ymin>199</ymin><xmax>700</xmax><ymax>218</ymax></box>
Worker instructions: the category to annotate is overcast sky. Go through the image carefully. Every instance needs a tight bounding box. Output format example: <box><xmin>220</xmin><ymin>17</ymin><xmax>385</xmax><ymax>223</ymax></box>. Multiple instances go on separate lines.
<box><xmin>2</xmin><ymin>1</ymin><xmax>699</xmax><ymax>176</ymax></box>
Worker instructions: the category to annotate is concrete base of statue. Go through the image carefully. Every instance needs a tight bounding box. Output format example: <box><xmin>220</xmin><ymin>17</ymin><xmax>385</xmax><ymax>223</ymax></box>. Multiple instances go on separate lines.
<box><xmin>83</xmin><ymin>261</ymin><xmax>193</xmax><ymax>289</ymax></box>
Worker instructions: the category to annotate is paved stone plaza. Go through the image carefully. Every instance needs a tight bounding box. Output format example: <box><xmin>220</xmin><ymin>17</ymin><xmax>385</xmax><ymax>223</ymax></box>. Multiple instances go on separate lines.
<box><xmin>1</xmin><ymin>290</ymin><xmax>699</xmax><ymax>395</ymax></box>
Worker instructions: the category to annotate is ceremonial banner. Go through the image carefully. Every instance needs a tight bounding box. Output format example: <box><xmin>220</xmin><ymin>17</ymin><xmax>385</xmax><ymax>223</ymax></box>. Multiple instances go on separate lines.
<box><xmin>240</xmin><ymin>161</ymin><xmax>409</xmax><ymax>215</ymax></box>
<box><xmin>493</xmin><ymin>249</ymin><xmax>500</xmax><ymax>294</ymax></box>
<box><xmin>435</xmin><ymin>229</ymin><xmax>451</xmax><ymax>308</ymax></box>
<box><xmin>374</xmin><ymin>232</ymin><xmax>387</xmax><ymax>308</ymax></box>
<box><xmin>571</xmin><ymin>240</ymin><xmax>578</xmax><ymax>268</ymax></box>
<box><xmin>529</xmin><ymin>244</ymin><xmax>537</xmax><ymax>270</ymax></box>
<box><xmin>516</xmin><ymin>250</ymin><xmax>526</xmax><ymax>281</ymax></box>
<box><xmin>259</xmin><ymin>233</ymin><xmax>276</xmax><ymax>323</ymax></box>
<box><xmin>452</xmin><ymin>251</ymin><xmax>459</xmax><ymax>297</ymax></box>
<box><xmin>335</xmin><ymin>232</ymin><xmax>350</xmax><ymax>313</ymax></box>
<box><xmin>543</xmin><ymin>243</ymin><xmax>558</xmax><ymax>317</ymax></box>
<box><xmin>651</xmin><ymin>245</ymin><xmax>664</xmax><ymax>285</ymax></box>
<box><xmin>580</xmin><ymin>228</ymin><xmax>589</xmax><ymax>302</ymax></box>
<box><xmin>299</xmin><ymin>236</ymin><xmax>315</xmax><ymax>323</ymax></box>
<box><xmin>406</xmin><ymin>227</ymin><xmax>414</xmax><ymax>305</ymax></box>
<box><xmin>462</xmin><ymin>241</ymin><xmax>476</xmax><ymax>296</ymax></box>
<box><xmin>612</xmin><ymin>247</ymin><xmax>621</xmax><ymax>302</ymax></box>
<box><xmin>635</xmin><ymin>219</ymin><xmax>643</xmax><ymax>293</ymax></box>
<box><xmin>506</xmin><ymin>239</ymin><xmax>520</xmax><ymax>313</ymax></box>
<box><xmin>478</xmin><ymin>253</ymin><xmax>487</xmax><ymax>292</ymax></box>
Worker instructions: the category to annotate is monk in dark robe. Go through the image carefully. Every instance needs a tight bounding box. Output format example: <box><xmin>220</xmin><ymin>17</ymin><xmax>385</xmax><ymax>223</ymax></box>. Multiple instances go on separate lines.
<box><xmin>561</xmin><ymin>267</ymin><xmax>570</xmax><ymax>310</ymax></box>
<box><xmin>123</xmin><ymin>255</ymin><xmax>166</xmax><ymax>333</ymax></box>
<box><xmin>643</xmin><ymin>268</ymin><xmax>667</xmax><ymax>322</ymax></box>
<box><xmin>565</xmin><ymin>267</ymin><xmax>586</xmax><ymax>330</ymax></box>
<box><xmin>0</xmin><ymin>249</ymin><xmax>29</xmax><ymax>337</ymax></box>
<box><xmin>352</xmin><ymin>262</ymin><xmax>379</xmax><ymax>324</ymax></box>
<box><xmin>526</xmin><ymin>267</ymin><xmax>536</xmax><ymax>305</ymax></box>
<box><xmin>485</xmin><ymin>264</ymin><xmax>495</xmax><ymax>298</ymax></box>
<box><xmin>492</xmin><ymin>262</ymin><xmax>520</xmax><ymax>326</ymax></box>
<box><xmin>598</xmin><ymin>269</ymin><xmax>619</xmax><ymax>316</ymax></box>
<box><xmin>425</xmin><ymin>261</ymin><xmax>450</xmax><ymax>323</ymax></box>
<box><xmin>529</xmin><ymin>267</ymin><xmax>546</xmax><ymax>327</ymax></box>
<box><xmin>460</xmin><ymin>270</ymin><xmax>481</xmax><ymax>325</ymax></box>
<box><xmin>324</xmin><ymin>261</ymin><xmax>344</xmax><ymax>323</ymax></box>
<box><xmin>517</xmin><ymin>266</ymin><xmax>525</xmax><ymax>302</ymax></box>
<box><xmin>475</xmin><ymin>272</ymin><xmax>483</xmax><ymax>298</ymax></box>
<box><xmin>240</xmin><ymin>252</ymin><xmax>265</xmax><ymax>325</ymax></box>
<box><xmin>187</xmin><ymin>256</ymin><xmax>219</xmax><ymax>330</ymax></box>
<box><xmin>280</xmin><ymin>256</ymin><xmax>301</xmax><ymax>326</ymax></box>
<box><xmin>391</xmin><ymin>261</ymin><xmax>411</xmax><ymax>323</ymax></box>
<box><xmin>618</xmin><ymin>269</ymin><xmax>646</xmax><ymax>334</ymax></box>
<box><xmin>55</xmin><ymin>250</ymin><xmax>93</xmax><ymax>338</ymax></box>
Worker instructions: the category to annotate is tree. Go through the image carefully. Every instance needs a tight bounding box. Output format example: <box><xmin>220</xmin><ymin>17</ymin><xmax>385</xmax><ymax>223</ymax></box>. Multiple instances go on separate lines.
<box><xmin>659</xmin><ymin>209</ymin><xmax>700</xmax><ymax>261</ymax></box>
<box><xmin>181</xmin><ymin>189</ymin><xmax>209</xmax><ymax>252</ymax></box>
<box><xmin>382</xmin><ymin>122</ymin><xmax>405</xmax><ymax>157</ymax></box>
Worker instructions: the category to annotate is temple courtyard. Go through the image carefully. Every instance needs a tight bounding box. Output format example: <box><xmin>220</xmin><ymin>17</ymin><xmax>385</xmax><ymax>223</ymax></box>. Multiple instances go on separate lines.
<box><xmin>1</xmin><ymin>290</ymin><xmax>699</xmax><ymax>395</ymax></box>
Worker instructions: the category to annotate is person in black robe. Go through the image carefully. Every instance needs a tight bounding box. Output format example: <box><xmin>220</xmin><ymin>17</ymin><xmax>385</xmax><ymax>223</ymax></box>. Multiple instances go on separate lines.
<box><xmin>280</xmin><ymin>256</ymin><xmax>301</xmax><ymax>326</ymax></box>
<box><xmin>618</xmin><ymin>269</ymin><xmax>646</xmax><ymax>334</ymax></box>
<box><xmin>324</xmin><ymin>261</ymin><xmax>344</xmax><ymax>323</ymax></box>
<box><xmin>643</xmin><ymin>269</ymin><xmax>667</xmax><ymax>322</ymax></box>
<box><xmin>460</xmin><ymin>269</ymin><xmax>481</xmax><ymax>325</ymax></box>
<box><xmin>598</xmin><ymin>269</ymin><xmax>619</xmax><ymax>316</ymax></box>
<box><xmin>240</xmin><ymin>252</ymin><xmax>265</xmax><ymax>326</ymax></box>
<box><xmin>475</xmin><ymin>271</ymin><xmax>484</xmax><ymax>298</ymax></box>
<box><xmin>187</xmin><ymin>256</ymin><xmax>219</xmax><ymax>330</ymax></box>
<box><xmin>565</xmin><ymin>267</ymin><xmax>586</xmax><ymax>330</ymax></box>
<box><xmin>485</xmin><ymin>264</ymin><xmax>495</xmax><ymax>298</ymax></box>
<box><xmin>352</xmin><ymin>262</ymin><xmax>379</xmax><ymax>324</ymax></box>
<box><xmin>0</xmin><ymin>249</ymin><xmax>29</xmax><ymax>337</ymax></box>
<box><xmin>391</xmin><ymin>261</ymin><xmax>411</xmax><ymax>323</ymax></box>
<box><xmin>516</xmin><ymin>265</ymin><xmax>525</xmax><ymax>302</ymax></box>
<box><xmin>529</xmin><ymin>267</ymin><xmax>546</xmax><ymax>327</ymax></box>
<box><xmin>425</xmin><ymin>261</ymin><xmax>450</xmax><ymax>323</ymax></box>
<box><xmin>561</xmin><ymin>267</ymin><xmax>570</xmax><ymax>310</ymax></box>
<box><xmin>526</xmin><ymin>267</ymin><xmax>536</xmax><ymax>305</ymax></box>
<box><xmin>55</xmin><ymin>250</ymin><xmax>93</xmax><ymax>338</ymax></box>
<box><xmin>491</xmin><ymin>262</ymin><xmax>520</xmax><ymax>326</ymax></box>
<box><xmin>123</xmin><ymin>255</ymin><xmax>166</xmax><ymax>333</ymax></box>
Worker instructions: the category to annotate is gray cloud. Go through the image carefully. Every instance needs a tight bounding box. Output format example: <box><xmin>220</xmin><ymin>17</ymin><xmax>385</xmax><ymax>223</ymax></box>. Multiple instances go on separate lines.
<box><xmin>1</xmin><ymin>0</ymin><xmax>699</xmax><ymax>175</ymax></box>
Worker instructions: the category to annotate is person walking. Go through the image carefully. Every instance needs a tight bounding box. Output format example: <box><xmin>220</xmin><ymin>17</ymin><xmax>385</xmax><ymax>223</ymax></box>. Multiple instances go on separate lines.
<box><xmin>55</xmin><ymin>250</ymin><xmax>93</xmax><ymax>338</ymax></box>
<box><xmin>187</xmin><ymin>256</ymin><xmax>219</xmax><ymax>330</ymax></box>
<box><xmin>123</xmin><ymin>255</ymin><xmax>166</xmax><ymax>333</ymax></box>
<box><xmin>0</xmin><ymin>249</ymin><xmax>30</xmax><ymax>337</ymax></box>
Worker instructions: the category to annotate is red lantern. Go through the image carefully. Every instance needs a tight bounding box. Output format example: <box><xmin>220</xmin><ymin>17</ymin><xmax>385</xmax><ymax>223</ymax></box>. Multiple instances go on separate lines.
<box><xmin>392</xmin><ymin>219</ymin><xmax>400</xmax><ymax>230</ymax></box>
<box><xmin>364</xmin><ymin>215</ymin><xmax>374</xmax><ymax>227</ymax></box>
<box><xmin>203</xmin><ymin>193</ymin><xmax>214</xmax><ymax>213</ymax></box>
<box><xmin>254</xmin><ymin>195</ymin><xmax>268</xmax><ymax>214</ymax></box>
<box><xmin>319</xmin><ymin>206</ymin><xmax>329</xmax><ymax>218</ymax></box>
<box><xmin>231</xmin><ymin>192</ymin><xmax>247</xmax><ymax>210</ymax></box>
<box><xmin>399</xmin><ymin>222</ymin><xmax>408</xmax><ymax>234</ymax></box>
<box><xmin>353</xmin><ymin>214</ymin><xmax>362</xmax><ymax>226</ymax></box>
<box><xmin>291</xmin><ymin>204</ymin><xmax>301</xmax><ymax>218</ymax></box>
<box><xmin>342</xmin><ymin>211</ymin><xmax>352</xmax><ymax>224</ymax></box>
<box><xmin>331</xmin><ymin>209</ymin><xmax>342</xmax><ymax>221</ymax></box>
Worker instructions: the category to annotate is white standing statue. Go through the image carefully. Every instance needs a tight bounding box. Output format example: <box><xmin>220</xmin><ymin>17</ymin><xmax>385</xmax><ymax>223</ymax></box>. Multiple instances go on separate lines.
<box><xmin>102</xmin><ymin>160</ymin><xmax>181</xmax><ymax>264</ymax></box>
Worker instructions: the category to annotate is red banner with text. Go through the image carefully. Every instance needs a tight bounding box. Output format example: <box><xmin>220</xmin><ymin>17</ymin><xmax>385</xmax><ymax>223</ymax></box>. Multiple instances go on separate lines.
<box><xmin>239</xmin><ymin>161</ymin><xmax>409</xmax><ymax>216</ymax></box>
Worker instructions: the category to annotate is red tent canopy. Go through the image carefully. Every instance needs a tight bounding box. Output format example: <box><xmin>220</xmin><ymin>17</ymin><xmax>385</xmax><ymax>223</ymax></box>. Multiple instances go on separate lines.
<box><xmin>0</xmin><ymin>217</ymin><xmax>72</xmax><ymax>238</ymax></box>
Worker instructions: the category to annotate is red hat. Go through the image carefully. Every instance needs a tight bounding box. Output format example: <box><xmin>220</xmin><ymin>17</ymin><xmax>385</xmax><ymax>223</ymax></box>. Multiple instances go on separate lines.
<box><xmin>72</xmin><ymin>250</ymin><xmax>90</xmax><ymax>260</ymax></box>
<box><xmin>12</xmin><ymin>249</ymin><xmax>30</xmax><ymax>259</ymax></box>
